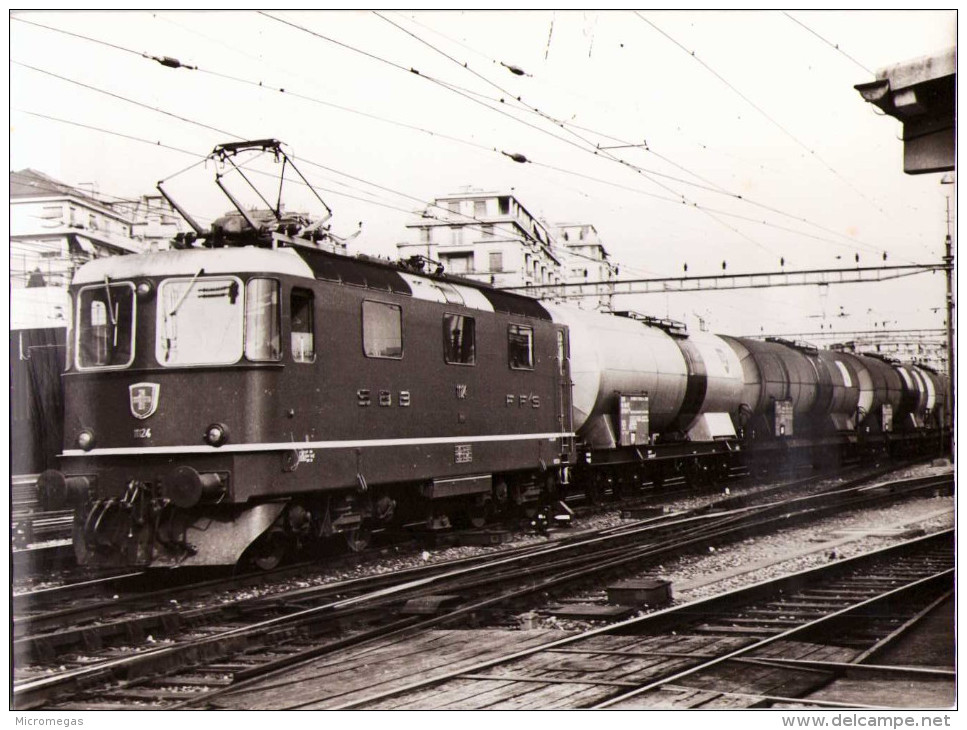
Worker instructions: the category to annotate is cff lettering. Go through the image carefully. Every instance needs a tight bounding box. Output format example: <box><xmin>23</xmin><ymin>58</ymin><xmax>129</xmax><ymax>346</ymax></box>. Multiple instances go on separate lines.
<box><xmin>505</xmin><ymin>393</ymin><xmax>540</xmax><ymax>408</ymax></box>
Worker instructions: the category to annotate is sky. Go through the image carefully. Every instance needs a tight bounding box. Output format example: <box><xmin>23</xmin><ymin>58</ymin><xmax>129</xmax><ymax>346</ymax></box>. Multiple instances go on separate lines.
<box><xmin>8</xmin><ymin>10</ymin><xmax>957</xmax><ymax>363</ymax></box>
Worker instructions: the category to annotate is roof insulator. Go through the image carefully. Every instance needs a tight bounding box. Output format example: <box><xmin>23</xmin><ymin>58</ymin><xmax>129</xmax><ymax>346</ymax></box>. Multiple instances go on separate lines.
<box><xmin>501</xmin><ymin>62</ymin><xmax>526</xmax><ymax>76</ymax></box>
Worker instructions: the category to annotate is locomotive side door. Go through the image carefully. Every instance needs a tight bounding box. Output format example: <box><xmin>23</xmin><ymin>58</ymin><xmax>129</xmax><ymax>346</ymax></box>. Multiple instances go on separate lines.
<box><xmin>555</xmin><ymin>327</ymin><xmax>575</xmax><ymax>462</ymax></box>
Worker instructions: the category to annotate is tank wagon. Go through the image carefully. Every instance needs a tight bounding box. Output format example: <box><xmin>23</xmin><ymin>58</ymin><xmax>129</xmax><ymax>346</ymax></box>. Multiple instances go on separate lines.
<box><xmin>37</xmin><ymin>140</ymin><xmax>950</xmax><ymax>569</ymax></box>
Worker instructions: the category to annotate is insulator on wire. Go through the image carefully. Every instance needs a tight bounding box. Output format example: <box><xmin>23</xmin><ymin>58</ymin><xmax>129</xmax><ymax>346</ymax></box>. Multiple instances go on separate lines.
<box><xmin>502</xmin><ymin>151</ymin><xmax>529</xmax><ymax>164</ymax></box>
<box><xmin>145</xmin><ymin>53</ymin><xmax>197</xmax><ymax>70</ymax></box>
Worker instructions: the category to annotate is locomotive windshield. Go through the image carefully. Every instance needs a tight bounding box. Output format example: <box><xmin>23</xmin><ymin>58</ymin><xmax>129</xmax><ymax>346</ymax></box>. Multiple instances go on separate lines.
<box><xmin>158</xmin><ymin>275</ymin><xmax>244</xmax><ymax>366</ymax></box>
<box><xmin>156</xmin><ymin>275</ymin><xmax>281</xmax><ymax>367</ymax></box>
<box><xmin>76</xmin><ymin>280</ymin><xmax>136</xmax><ymax>370</ymax></box>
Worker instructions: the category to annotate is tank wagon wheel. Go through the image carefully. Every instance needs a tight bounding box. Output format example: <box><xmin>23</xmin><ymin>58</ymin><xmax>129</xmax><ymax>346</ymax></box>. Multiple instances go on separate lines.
<box><xmin>585</xmin><ymin>476</ymin><xmax>604</xmax><ymax>504</ymax></box>
<box><xmin>249</xmin><ymin>529</ymin><xmax>288</xmax><ymax>571</ymax></box>
<box><xmin>344</xmin><ymin>527</ymin><xmax>372</xmax><ymax>553</ymax></box>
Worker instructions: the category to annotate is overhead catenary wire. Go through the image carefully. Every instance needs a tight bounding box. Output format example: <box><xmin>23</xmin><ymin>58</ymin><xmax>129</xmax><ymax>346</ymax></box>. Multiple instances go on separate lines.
<box><xmin>15</xmin><ymin>105</ymin><xmax>620</xmax><ymax>273</ymax></box>
<box><xmin>9</xmin><ymin>57</ymin><xmax>887</xmax><ymax>279</ymax></box>
<box><xmin>634</xmin><ymin>12</ymin><xmax>894</xmax><ymax>223</ymax></box>
<box><xmin>13</xmin><ymin>15</ymin><xmax>890</xmax><ymax>262</ymax></box>
<box><xmin>17</xmin><ymin>10</ymin><xmax>882</xmax><ymax>255</ymax></box>
<box><xmin>12</xmin><ymin>61</ymin><xmax>242</xmax><ymax>142</ymax></box>
<box><xmin>361</xmin><ymin>11</ymin><xmax>917</xmax><ymax>264</ymax></box>
<box><xmin>8</xmin><ymin>48</ymin><xmax>805</xmax><ymax>264</ymax></box>
<box><xmin>263</xmin><ymin>10</ymin><xmax>776</xmax><ymax>260</ymax></box>
<box><xmin>781</xmin><ymin>12</ymin><xmax>875</xmax><ymax>76</ymax></box>
<box><xmin>370</xmin><ymin>10</ymin><xmax>780</xmax><ymax>258</ymax></box>
<box><xmin>376</xmin><ymin>10</ymin><xmax>879</xmax><ymax>253</ymax></box>
<box><xmin>14</xmin><ymin>109</ymin><xmax>419</xmax><ymax>219</ymax></box>
<box><xmin>13</xmin><ymin>13</ymin><xmax>932</xmax><ymax>280</ymax></box>
<box><xmin>7</xmin><ymin>12</ymin><xmax>944</xmax><ymax>342</ymax></box>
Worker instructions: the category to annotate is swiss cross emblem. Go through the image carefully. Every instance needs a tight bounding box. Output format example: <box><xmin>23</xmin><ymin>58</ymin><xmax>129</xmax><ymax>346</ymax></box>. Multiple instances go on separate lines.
<box><xmin>129</xmin><ymin>382</ymin><xmax>160</xmax><ymax>420</ymax></box>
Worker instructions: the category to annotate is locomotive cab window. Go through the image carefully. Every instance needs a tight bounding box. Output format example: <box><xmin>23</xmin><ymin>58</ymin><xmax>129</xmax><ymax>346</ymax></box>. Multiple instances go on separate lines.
<box><xmin>158</xmin><ymin>275</ymin><xmax>243</xmax><ymax>366</ymax></box>
<box><xmin>291</xmin><ymin>288</ymin><xmax>315</xmax><ymax>363</ymax></box>
<box><xmin>508</xmin><ymin>324</ymin><xmax>534</xmax><ymax>370</ymax></box>
<box><xmin>76</xmin><ymin>281</ymin><xmax>136</xmax><ymax>370</ymax></box>
<box><xmin>443</xmin><ymin>313</ymin><xmax>475</xmax><ymax>365</ymax></box>
<box><xmin>362</xmin><ymin>300</ymin><xmax>403</xmax><ymax>359</ymax></box>
<box><xmin>245</xmin><ymin>279</ymin><xmax>281</xmax><ymax>362</ymax></box>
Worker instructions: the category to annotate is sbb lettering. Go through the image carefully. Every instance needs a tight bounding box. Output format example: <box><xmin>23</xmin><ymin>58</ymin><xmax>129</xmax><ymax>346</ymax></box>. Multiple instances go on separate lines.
<box><xmin>357</xmin><ymin>388</ymin><xmax>411</xmax><ymax>407</ymax></box>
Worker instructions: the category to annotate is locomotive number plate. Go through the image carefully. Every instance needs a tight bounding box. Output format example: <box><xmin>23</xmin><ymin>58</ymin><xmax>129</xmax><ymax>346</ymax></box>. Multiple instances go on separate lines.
<box><xmin>454</xmin><ymin>444</ymin><xmax>472</xmax><ymax>463</ymax></box>
<box><xmin>133</xmin><ymin>427</ymin><xmax>152</xmax><ymax>439</ymax></box>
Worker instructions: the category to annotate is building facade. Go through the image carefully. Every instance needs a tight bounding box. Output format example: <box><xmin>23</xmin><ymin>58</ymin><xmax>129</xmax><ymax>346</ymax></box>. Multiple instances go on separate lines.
<box><xmin>11</xmin><ymin>169</ymin><xmax>146</xmax><ymax>292</ymax></box>
<box><xmin>399</xmin><ymin>190</ymin><xmax>617</xmax><ymax>308</ymax></box>
<box><xmin>554</xmin><ymin>223</ymin><xmax>617</xmax><ymax>310</ymax></box>
<box><xmin>400</xmin><ymin>190</ymin><xmax>565</xmax><ymax>296</ymax></box>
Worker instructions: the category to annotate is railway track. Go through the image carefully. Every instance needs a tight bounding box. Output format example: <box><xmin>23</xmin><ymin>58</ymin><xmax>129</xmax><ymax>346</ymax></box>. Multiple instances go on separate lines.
<box><xmin>6</xmin><ymin>459</ymin><xmax>907</xmax><ymax>586</ymax></box>
<box><xmin>13</xmin><ymin>469</ymin><xmax>952</xmax><ymax>710</ymax></box>
<box><xmin>11</xmin><ymin>462</ymin><xmax>927</xmax><ymax>655</ymax></box>
<box><xmin>284</xmin><ymin>530</ymin><xmax>956</xmax><ymax>710</ymax></box>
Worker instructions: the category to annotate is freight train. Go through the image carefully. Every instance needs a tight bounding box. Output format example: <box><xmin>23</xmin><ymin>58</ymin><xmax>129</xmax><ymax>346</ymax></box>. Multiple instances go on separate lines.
<box><xmin>37</xmin><ymin>141</ymin><xmax>950</xmax><ymax>569</ymax></box>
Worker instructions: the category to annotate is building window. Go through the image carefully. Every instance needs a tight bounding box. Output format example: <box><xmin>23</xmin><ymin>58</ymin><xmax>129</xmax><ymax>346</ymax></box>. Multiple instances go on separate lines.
<box><xmin>489</xmin><ymin>252</ymin><xmax>503</xmax><ymax>272</ymax></box>
<box><xmin>446</xmin><ymin>200</ymin><xmax>460</xmax><ymax>214</ymax></box>
<box><xmin>498</xmin><ymin>196</ymin><xmax>510</xmax><ymax>215</ymax></box>
<box><xmin>481</xmin><ymin>224</ymin><xmax>494</xmax><ymax>238</ymax></box>
<box><xmin>40</xmin><ymin>205</ymin><xmax>62</xmax><ymax>223</ymax></box>
<box><xmin>473</xmin><ymin>200</ymin><xmax>487</xmax><ymax>217</ymax></box>
<box><xmin>442</xmin><ymin>253</ymin><xmax>472</xmax><ymax>274</ymax></box>
<box><xmin>508</xmin><ymin>324</ymin><xmax>534</xmax><ymax>370</ymax></box>
<box><xmin>443</xmin><ymin>313</ymin><xmax>475</xmax><ymax>365</ymax></box>
<box><xmin>420</xmin><ymin>226</ymin><xmax>432</xmax><ymax>244</ymax></box>
<box><xmin>291</xmin><ymin>288</ymin><xmax>315</xmax><ymax>363</ymax></box>
<box><xmin>245</xmin><ymin>278</ymin><xmax>281</xmax><ymax>362</ymax></box>
<box><xmin>362</xmin><ymin>300</ymin><xmax>403</xmax><ymax>359</ymax></box>
<box><xmin>451</xmin><ymin>226</ymin><xmax>463</xmax><ymax>246</ymax></box>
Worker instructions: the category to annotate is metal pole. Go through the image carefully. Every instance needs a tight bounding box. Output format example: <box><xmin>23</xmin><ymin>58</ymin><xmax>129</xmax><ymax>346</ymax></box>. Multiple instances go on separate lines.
<box><xmin>944</xmin><ymin>195</ymin><xmax>954</xmax><ymax>456</ymax></box>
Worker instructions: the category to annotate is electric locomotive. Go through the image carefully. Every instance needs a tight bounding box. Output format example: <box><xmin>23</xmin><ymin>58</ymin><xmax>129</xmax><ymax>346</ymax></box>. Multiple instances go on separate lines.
<box><xmin>41</xmin><ymin>237</ymin><xmax>580</xmax><ymax>568</ymax></box>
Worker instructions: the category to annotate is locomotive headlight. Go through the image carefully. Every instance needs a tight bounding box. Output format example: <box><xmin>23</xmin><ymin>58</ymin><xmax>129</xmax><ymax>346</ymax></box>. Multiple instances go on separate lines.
<box><xmin>204</xmin><ymin>422</ymin><xmax>229</xmax><ymax>447</ymax></box>
<box><xmin>135</xmin><ymin>280</ymin><xmax>155</xmax><ymax>299</ymax></box>
<box><xmin>77</xmin><ymin>429</ymin><xmax>96</xmax><ymax>451</ymax></box>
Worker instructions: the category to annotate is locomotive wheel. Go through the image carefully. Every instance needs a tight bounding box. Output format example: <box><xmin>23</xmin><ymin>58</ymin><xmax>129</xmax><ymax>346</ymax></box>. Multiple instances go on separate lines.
<box><xmin>344</xmin><ymin>527</ymin><xmax>371</xmax><ymax>553</ymax></box>
<box><xmin>250</xmin><ymin>530</ymin><xmax>287</xmax><ymax>571</ymax></box>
